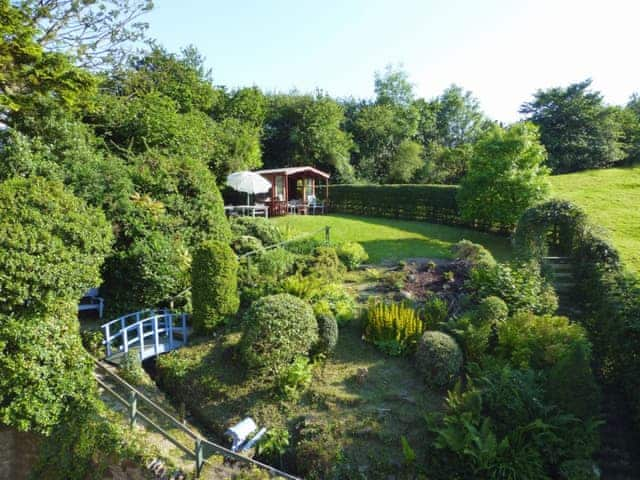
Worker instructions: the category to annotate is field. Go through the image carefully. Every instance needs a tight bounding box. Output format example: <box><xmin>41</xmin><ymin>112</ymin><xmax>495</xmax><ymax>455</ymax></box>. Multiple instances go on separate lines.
<box><xmin>550</xmin><ymin>164</ymin><xmax>640</xmax><ymax>272</ymax></box>
<box><xmin>273</xmin><ymin>213</ymin><xmax>513</xmax><ymax>264</ymax></box>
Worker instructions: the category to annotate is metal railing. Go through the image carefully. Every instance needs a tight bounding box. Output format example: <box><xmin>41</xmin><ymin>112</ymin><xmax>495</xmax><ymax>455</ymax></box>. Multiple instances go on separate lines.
<box><xmin>93</xmin><ymin>359</ymin><xmax>299</xmax><ymax>479</ymax></box>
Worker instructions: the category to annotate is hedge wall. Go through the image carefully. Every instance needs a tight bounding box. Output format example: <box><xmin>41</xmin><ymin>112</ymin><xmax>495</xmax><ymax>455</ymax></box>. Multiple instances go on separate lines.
<box><xmin>329</xmin><ymin>184</ymin><xmax>463</xmax><ymax>225</ymax></box>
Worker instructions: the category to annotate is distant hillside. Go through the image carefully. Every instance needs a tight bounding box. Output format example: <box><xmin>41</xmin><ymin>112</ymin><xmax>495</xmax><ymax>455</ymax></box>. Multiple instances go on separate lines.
<box><xmin>550</xmin><ymin>165</ymin><xmax>640</xmax><ymax>272</ymax></box>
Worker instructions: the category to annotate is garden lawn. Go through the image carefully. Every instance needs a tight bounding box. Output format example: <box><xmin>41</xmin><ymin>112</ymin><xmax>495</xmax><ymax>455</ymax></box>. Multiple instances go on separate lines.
<box><xmin>550</xmin><ymin>165</ymin><xmax>640</xmax><ymax>272</ymax></box>
<box><xmin>273</xmin><ymin>213</ymin><xmax>512</xmax><ymax>264</ymax></box>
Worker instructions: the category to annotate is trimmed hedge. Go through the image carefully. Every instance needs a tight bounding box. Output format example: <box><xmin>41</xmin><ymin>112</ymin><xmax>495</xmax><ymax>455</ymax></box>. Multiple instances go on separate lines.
<box><xmin>329</xmin><ymin>184</ymin><xmax>462</xmax><ymax>225</ymax></box>
<box><xmin>191</xmin><ymin>240</ymin><xmax>239</xmax><ymax>333</ymax></box>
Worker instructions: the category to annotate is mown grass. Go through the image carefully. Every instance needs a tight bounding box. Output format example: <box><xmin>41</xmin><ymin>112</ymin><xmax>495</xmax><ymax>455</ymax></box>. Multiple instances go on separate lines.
<box><xmin>272</xmin><ymin>213</ymin><xmax>513</xmax><ymax>264</ymax></box>
<box><xmin>550</xmin><ymin>164</ymin><xmax>640</xmax><ymax>272</ymax></box>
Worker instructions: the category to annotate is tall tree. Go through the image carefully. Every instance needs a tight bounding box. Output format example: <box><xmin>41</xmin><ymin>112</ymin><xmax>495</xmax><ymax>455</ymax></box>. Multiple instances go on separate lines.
<box><xmin>520</xmin><ymin>79</ymin><xmax>624</xmax><ymax>173</ymax></box>
<box><xmin>374</xmin><ymin>64</ymin><xmax>414</xmax><ymax>107</ymax></box>
<box><xmin>17</xmin><ymin>0</ymin><xmax>153</xmax><ymax>69</ymax></box>
<box><xmin>263</xmin><ymin>92</ymin><xmax>353</xmax><ymax>181</ymax></box>
<box><xmin>351</xmin><ymin>102</ymin><xmax>420</xmax><ymax>183</ymax></box>
<box><xmin>458</xmin><ymin>122</ymin><xmax>550</xmax><ymax>228</ymax></box>
<box><xmin>433</xmin><ymin>84</ymin><xmax>488</xmax><ymax>148</ymax></box>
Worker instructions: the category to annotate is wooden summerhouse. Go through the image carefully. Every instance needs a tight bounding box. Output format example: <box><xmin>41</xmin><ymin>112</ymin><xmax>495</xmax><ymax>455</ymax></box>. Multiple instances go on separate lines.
<box><xmin>255</xmin><ymin>166</ymin><xmax>330</xmax><ymax>216</ymax></box>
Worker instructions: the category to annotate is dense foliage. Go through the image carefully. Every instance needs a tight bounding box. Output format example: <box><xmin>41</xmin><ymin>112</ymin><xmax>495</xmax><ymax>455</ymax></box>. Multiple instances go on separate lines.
<box><xmin>0</xmin><ymin>177</ymin><xmax>112</xmax><ymax>315</ymax></box>
<box><xmin>467</xmin><ymin>261</ymin><xmax>558</xmax><ymax>315</ymax></box>
<box><xmin>239</xmin><ymin>294</ymin><xmax>318</xmax><ymax>374</ymax></box>
<box><xmin>0</xmin><ymin>303</ymin><xmax>95</xmax><ymax>434</ymax></box>
<box><xmin>231</xmin><ymin>216</ymin><xmax>283</xmax><ymax>246</ymax></box>
<box><xmin>191</xmin><ymin>240</ymin><xmax>239</xmax><ymax>333</ymax></box>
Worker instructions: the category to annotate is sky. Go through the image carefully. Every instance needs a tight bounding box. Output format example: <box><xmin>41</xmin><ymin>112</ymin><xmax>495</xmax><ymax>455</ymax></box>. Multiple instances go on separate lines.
<box><xmin>145</xmin><ymin>0</ymin><xmax>640</xmax><ymax>122</ymax></box>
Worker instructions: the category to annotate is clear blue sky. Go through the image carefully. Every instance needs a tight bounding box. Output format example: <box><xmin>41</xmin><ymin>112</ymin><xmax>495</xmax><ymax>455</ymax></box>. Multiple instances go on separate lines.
<box><xmin>146</xmin><ymin>0</ymin><xmax>639</xmax><ymax>122</ymax></box>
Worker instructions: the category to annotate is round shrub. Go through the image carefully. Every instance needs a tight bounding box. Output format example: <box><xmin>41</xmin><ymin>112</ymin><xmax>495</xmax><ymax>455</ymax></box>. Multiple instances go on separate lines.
<box><xmin>240</xmin><ymin>294</ymin><xmax>318</xmax><ymax>374</ymax></box>
<box><xmin>476</xmin><ymin>296</ymin><xmax>508</xmax><ymax>324</ymax></box>
<box><xmin>191</xmin><ymin>240</ymin><xmax>239</xmax><ymax>334</ymax></box>
<box><xmin>230</xmin><ymin>216</ymin><xmax>282</xmax><ymax>246</ymax></box>
<box><xmin>336</xmin><ymin>241</ymin><xmax>369</xmax><ymax>270</ymax></box>
<box><xmin>231</xmin><ymin>235</ymin><xmax>264</xmax><ymax>255</ymax></box>
<box><xmin>416</xmin><ymin>331</ymin><xmax>463</xmax><ymax>389</ymax></box>
<box><xmin>315</xmin><ymin>314</ymin><xmax>339</xmax><ymax>355</ymax></box>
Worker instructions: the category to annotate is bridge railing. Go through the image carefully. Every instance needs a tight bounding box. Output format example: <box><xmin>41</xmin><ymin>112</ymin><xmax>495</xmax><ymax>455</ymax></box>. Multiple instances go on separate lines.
<box><xmin>93</xmin><ymin>359</ymin><xmax>299</xmax><ymax>479</ymax></box>
<box><xmin>103</xmin><ymin>311</ymin><xmax>188</xmax><ymax>359</ymax></box>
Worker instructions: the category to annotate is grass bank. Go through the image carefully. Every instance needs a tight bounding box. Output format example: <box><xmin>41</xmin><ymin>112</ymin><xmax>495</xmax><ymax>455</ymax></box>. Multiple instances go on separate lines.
<box><xmin>550</xmin><ymin>164</ymin><xmax>640</xmax><ymax>272</ymax></box>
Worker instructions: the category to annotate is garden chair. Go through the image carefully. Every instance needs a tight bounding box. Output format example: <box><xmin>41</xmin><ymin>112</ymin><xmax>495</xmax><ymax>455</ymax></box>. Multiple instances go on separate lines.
<box><xmin>78</xmin><ymin>287</ymin><xmax>104</xmax><ymax>318</ymax></box>
<box><xmin>307</xmin><ymin>194</ymin><xmax>325</xmax><ymax>214</ymax></box>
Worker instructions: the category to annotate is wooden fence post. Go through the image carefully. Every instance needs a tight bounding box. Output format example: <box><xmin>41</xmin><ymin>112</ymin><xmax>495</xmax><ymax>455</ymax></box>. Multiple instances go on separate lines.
<box><xmin>129</xmin><ymin>391</ymin><xmax>137</xmax><ymax>427</ymax></box>
<box><xmin>325</xmin><ymin>226</ymin><xmax>330</xmax><ymax>245</ymax></box>
<box><xmin>195</xmin><ymin>438</ymin><xmax>204</xmax><ymax>477</ymax></box>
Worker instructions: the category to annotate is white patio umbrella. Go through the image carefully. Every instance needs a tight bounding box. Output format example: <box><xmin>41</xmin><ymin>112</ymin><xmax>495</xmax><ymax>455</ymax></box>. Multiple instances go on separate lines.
<box><xmin>226</xmin><ymin>171</ymin><xmax>271</xmax><ymax>204</ymax></box>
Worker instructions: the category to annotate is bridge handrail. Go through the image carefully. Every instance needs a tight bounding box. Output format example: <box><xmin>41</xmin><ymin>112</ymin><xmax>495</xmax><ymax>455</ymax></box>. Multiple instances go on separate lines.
<box><xmin>93</xmin><ymin>359</ymin><xmax>299</xmax><ymax>479</ymax></box>
<box><xmin>101</xmin><ymin>308</ymin><xmax>170</xmax><ymax>330</ymax></box>
<box><xmin>102</xmin><ymin>311</ymin><xmax>189</xmax><ymax>359</ymax></box>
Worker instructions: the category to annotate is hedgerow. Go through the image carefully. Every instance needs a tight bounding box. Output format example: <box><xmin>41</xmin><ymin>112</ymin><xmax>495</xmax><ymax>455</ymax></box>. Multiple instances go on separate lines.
<box><xmin>329</xmin><ymin>184</ymin><xmax>462</xmax><ymax>225</ymax></box>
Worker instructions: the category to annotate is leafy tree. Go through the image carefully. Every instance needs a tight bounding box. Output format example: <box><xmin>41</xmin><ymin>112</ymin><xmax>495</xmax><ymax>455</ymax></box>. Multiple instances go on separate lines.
<box><xmin>221</xmin><ymin>86</ymin><xmax>267</xmax><ymax>128</ymax></box>
<box><xmin>387</xmin><ymin>139</ymin><xmax>424</xmax><ymax>183</ymax></box>
<box><xmin>615</xmin><ymin>95</ymin><xmax>640</xmax><ymax>165</ymax></box>
<box><xmin>458</xmin><ymin>122</ymin><xmax>550</xmax><ymax>228</ymax></box>
<box><xmin>0</xmin><ymin>0</ymin><xmax>95</xmax><ymax>116</ymax></box>
<box><xmin>374</xmin><ymin>64</ymin><xmax>414</xmax><ymax>107</ymax></box>
<box><xmin>111</xmin><ymin>45</ymin><xmax>222</xmax><ymax>113</ymax></box>
<box><xmin>18</xmin><ymin>0</ymin><xmax>153</xmax><ymax>69</ymax></box>
<box><xmin>263</xmin><ymin>92</ymin><xmax>353</xmax><ymax>180</ymax></box>
<box><xmin>351</xmin><ymin>103</ymin><xmax>419</xmax><ymax>183</ymax></box>
<box><xmin>520</xmin><ymin>79</ymin><xmax>624</xmax><ymax>173</ymax></box>
<box><xmin>433</xmin><ymin>85</ymin><xmax>488</xmax><ymax>148</ymax></box>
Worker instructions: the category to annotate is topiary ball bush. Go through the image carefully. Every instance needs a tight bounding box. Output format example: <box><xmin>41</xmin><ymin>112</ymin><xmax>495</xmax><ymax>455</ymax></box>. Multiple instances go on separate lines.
<box><xmin>230</xmin><ymin>216</ymin><xmax>282</xmax><ymax>246</ymax></box>
<box><xmin>240</xmin><ymin>294</ymin><xmax>318</xmax><ymax>374</ymax></box>
<box><xmin>232</xmin><ymin>235</ymin><xmax>264</xmax><ymax>255</ymax></box>
<box><xmin>191</xmin><ymin>240</ymin><xmax>239</xmax><ymax>334</ymax></box>
<box><xmin>476</xmin><ymin>296</ymin><xmax>508</xmax><ymax>325</ymax></box>
<box><xmin>315</xmin><ymin>313</ymin><xmax>339</xmax><ymax>355</ymax></box>
<box><xmin>336</xmin><ymin>241</ymin><xmax>369</xmax><ymax>270</ymax></box>
<box><xmin>416</xmin><ymin>331</ymin><xmax>463</xmax><ymax>389</ymax></box>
